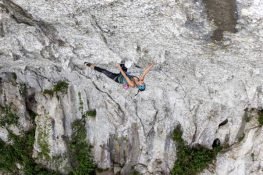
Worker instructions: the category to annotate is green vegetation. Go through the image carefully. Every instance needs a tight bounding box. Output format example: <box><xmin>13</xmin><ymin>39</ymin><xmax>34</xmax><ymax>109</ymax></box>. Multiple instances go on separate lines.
<box><xmin>43</xmin><ymin>89</ymin><xmax>55</xmax><ymax>96</ymax></box>
<box><xmin>84</xmin><ymin>110</ymin><xmax>97</xmax><ymax>118</ymax></box>
<box><xmin>53</xmin><ymin>81</ymin><xmax>69</xmax><ymax>94</ymax></box>
<box><xmin>172</xmin><ymin>126</ymin><xmax>222</xmax><ymax>175</ymax></box>
<box><xmin>78</xmin><ymin>92</ymin><xmax>84</xmax><ymax>114</ymax></box>
<box><xmin>37</xmin><ymin>127</ymin><xmax>51</xmax><ymax>160</ymax></box>
<box><xmin>0</xmin><ymin>107</ymin><xmax>60</xmax><ymax>174</ymax></box>
<box><xmin>1</xmin><ymin>83</ymin><xmax>97</xmax><ymax>174</ymax></box>
<box><xmin>43</xmin><ymin>81</ymin><xmax>69</xmax><ymax>96</ymax></box>
<box><xmin>78</xmin><ymin>92</ymin><xmax>96</xmax><ymax>118</ymax></box>
<box><xmin>0</xmin><ymin>105</ymin><xmax>19</xmax><ymax>127</ymax></box>
<box><xmin>257</xmin><ymin>110</ymin><xmax>263</xmax><ymax>126</ymax></box>
<box><xmin>34</xmin><ymin>115</ymin><xmax>52</xmax><ymax>160</ymax></box>
<box><xmin>68</xmin><ymin>118</ymin><xmax>96</xmax><ymax>175</ymax></box>
<box><xmin>0</xmin><ymin>129</ymin><xmax>59</xmax><ymax>174</ymax></box>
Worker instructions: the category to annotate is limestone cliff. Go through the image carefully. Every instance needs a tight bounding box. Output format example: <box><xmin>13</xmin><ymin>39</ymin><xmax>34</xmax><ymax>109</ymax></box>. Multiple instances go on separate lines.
<box><xmin>0</xmin><ymin>0</ymin><xmax>263</xmax><ymax>174</ymax></box>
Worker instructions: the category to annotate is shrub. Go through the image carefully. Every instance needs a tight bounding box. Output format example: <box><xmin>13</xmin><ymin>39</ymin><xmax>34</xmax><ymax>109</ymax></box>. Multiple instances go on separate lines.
<box><xmin>0</xmin><ymin>105</ymin><xmax>19</xmax><ymax>127</ymax></box>
<box><xmin>68</xmin><ymin>119</ymin><xmax>96</xmax><ymax>174</ymax></box>
<box><xmin>172</xmin><ymin>126</ymin><xmax>221</xmax><ymax>175</ymax></box>
<box><xmin>85</xmin><ymin>110</ymin><xmax>97</xmax><ymax>118</ymax></box>
<box><xmin>0</xmin><ymin>108</ymin><xmax>59</xmax><ymax>174</ymax></box>
<box><xmin>43</xmin><ymin>81</ymin><xmax>69</xmax><ymax>96</ymax></box>
<box><xmin>53</xmin><ymin>81</ymin><xmax>69</xmax><ymax>94</ymax></box>
<box><xmin>0</xmin><ymin>129</ymin><xmax>59</xmax><ymax>174</ymax></box>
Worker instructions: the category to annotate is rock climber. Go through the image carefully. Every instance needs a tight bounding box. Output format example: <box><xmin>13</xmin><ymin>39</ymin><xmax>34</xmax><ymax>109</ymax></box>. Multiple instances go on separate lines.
<box><xmin>84</xmin><ymin>62</ymin><xmax>154</xmax><ymax>95</ymax></box>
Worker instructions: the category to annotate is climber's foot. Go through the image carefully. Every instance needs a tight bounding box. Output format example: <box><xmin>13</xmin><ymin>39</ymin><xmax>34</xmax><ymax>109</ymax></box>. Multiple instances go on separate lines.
<box><xmin>84</xmin><ymin>62</ymin><xmax>95</xmax><ymax>69</ymax></box>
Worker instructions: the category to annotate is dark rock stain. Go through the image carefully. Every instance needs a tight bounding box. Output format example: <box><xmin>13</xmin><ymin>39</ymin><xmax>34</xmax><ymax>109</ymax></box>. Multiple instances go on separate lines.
<box><xmin>203</xmin><ymin>0</ymin><xmax>238</xmax><ymax>41</ymax></box>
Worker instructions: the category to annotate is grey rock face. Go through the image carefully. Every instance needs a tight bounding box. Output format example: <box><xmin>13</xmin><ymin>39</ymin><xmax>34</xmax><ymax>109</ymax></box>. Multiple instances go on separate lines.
<box><xmin>0</xmin><ymin>0</ymin><xmax>263</xmax><ymax>174</ymax></box>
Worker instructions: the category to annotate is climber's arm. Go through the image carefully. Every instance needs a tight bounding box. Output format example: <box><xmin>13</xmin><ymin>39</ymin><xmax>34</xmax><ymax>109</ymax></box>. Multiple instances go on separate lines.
<box><xmin>139</xmin><ymin>64</ymin><xmax>154</xmax><ymax>80</ymax></box>
<box><xmin>116</xmin><ymin>64</ymin><xmax>135</xmax><ymax>87</ymax></box>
